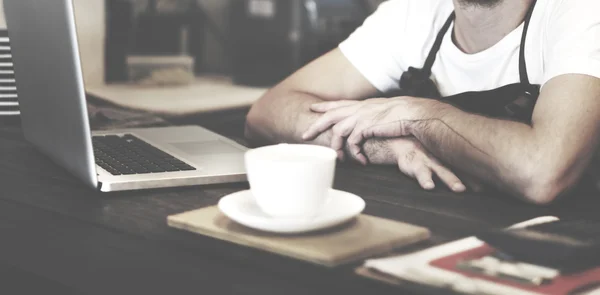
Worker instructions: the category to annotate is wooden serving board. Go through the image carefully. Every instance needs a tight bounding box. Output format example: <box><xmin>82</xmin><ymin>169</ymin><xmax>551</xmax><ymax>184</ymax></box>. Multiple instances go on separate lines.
<box><xmin>168</xmin><ymin>206</ymin><xmax>430</xmax><ymax>267</ymax></box>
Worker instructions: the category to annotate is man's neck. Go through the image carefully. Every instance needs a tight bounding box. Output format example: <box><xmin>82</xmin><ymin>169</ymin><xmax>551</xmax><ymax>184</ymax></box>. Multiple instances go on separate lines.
<box><xmin>452</xmin><ymin>0</ymin><xmax>534</xmax><ymax>54</ymax></box>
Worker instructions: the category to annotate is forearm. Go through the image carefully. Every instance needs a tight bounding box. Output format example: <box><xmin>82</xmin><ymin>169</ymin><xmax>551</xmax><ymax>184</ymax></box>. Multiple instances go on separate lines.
<box><xmin>246</xmin><ymin>90</ymin><xmax>397</xmax><ymax>164</ymax></box>
<box><xmin>412</xmin><ymin>103</ymin><xmax>591</xmax><ymax>203</ymax></box>
<box><xmin>413</xmin><ymin>109</ymin><xmax>533</xmax><ymax>193</ymax></box>
<box><xmin>246</xmin><ymin>88</ymin><xmax>329</xmax><ymax>145</ymax></box>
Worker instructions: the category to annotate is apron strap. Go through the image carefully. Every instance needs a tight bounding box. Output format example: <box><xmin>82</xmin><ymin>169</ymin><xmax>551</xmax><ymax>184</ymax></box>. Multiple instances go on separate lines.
<box><xmin>519</xmin><ymin>0</ymin><xmax>538</xmax><ymax>87</ymax></box>
<box><xmin>421</xmin><ymin>0</ymin><xmax>538</xmax><ymax>85</ymax></box>
<box><xmin>422</xmin><ymin>12</ymin><xmax>455</xmax><ymax>77</ymax></box>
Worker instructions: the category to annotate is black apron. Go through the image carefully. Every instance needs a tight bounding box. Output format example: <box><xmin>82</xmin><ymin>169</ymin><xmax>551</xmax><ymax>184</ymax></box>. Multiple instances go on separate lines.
<box><xmin>395</xmin><ymin>0</ymin><xmax>600</xmax><ymax>194</ymax></box>
<box><xmin>398</xmin><ymin>0</ymin><xmax>540</xmax><ymax>123</ymax></box>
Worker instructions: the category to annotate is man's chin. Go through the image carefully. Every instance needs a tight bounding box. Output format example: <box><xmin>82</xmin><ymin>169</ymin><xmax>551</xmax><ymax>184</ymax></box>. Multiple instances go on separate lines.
<box><xmin>458</xmin><ymin>0</ymin><xmax>503</xmax><ymax>8</ymax></box>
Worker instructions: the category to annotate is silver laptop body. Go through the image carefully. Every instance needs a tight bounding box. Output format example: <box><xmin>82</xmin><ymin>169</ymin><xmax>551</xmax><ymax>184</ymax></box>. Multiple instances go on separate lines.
<box><xmin>4</xmin><ymin>0</ymin><xmax>248</xmax><ymax>192</ymax></box>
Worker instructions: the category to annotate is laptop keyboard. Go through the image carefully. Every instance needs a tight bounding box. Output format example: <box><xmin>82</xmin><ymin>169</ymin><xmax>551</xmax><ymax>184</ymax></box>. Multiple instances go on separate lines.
<box><xmin>92</xmin><ymin>134</ymin><xmax>196</xmax><ymax>176</ymax></box>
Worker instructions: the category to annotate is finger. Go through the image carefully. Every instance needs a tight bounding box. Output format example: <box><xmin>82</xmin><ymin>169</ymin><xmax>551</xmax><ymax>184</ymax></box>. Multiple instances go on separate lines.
<box><xmin>302</xmin><ymin>107</ymin><xmax>358</xmax><ymax>140</ymax></box>
<box><xmin>413</xmin><ymin>164</ymin><xmax>435</xmax><ymax>190</ymax></box>
<box><xmin>347</xmin><ymin>144</ymin><xmax>367</xmax><ymax>165</ymax></box>
<box><xmin>336</xmin><ymin>149</ymin><xmax>346</xmax><ymax>162</ymax></box>
<box><xmin>429</xmin><ymin>163</ymin><xmax>466</xmax><ymax>193</ymax></box>
<box><xmin>355</xmin><ymin>153</ymin><xmax>368</xmax><ymax>166</ymax></box>
<box><xmin>330</xmin><ymin>116</ymin><xmax>358</xmax><ymax>151</ymax></box>
<box><xmin>342</xmin><ymin>139</ymin><xmax>368</xmax><ymax>166</ymax></box>
<box><xmin>310</xmin><ymin>100</ymin><xmax>357</xmax><ymax>113</ymax></box>
<box><xmin>361</xmin><ymin>121</ymin><xmax>411</xmax><ymax>140</ymax></box>
<box><xmin>347</xmin><ymin>123</ymin><xmax>368</xmax><ymax>159</ymax></box>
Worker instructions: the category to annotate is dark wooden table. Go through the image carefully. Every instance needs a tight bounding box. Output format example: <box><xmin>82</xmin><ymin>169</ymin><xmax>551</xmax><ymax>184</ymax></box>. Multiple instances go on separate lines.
<box><xmin>1</xmin><ymin>101</ymin><xmax>599</xmax><ymax>295</ymax></box>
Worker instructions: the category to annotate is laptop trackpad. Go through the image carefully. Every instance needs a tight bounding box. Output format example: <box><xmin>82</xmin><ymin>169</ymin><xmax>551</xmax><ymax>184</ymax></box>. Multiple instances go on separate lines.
<box><xmin>170</xmin><ymin>140</ymin><xmax>244</xmax><ymax>156</ymax></box>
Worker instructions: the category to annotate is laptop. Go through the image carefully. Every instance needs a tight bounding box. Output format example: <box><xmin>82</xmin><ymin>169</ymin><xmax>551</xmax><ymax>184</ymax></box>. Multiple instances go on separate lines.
<box><xmin>4</xmin><ymin>0</ymin><xmax>248</xmax><ymax>192</ymax></box>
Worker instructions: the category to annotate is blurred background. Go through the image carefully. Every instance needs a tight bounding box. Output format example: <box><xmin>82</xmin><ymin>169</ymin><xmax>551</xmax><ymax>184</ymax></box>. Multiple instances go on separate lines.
<box><xmin>104</xmin><ymin>0</ymin><xmax>382</xmax><ymax>86</ymax></box>
<box><xmin>0</xmin><ymin>0</ymin><xmax>385</xmax><ymax>118</ymax></box>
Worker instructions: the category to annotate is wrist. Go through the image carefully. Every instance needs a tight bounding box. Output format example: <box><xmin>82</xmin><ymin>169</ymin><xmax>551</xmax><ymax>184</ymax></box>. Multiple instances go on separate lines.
<box><xmin>298</xmin><ymin>100</ymin><xmax>333</xmax><ymax>145</ymax></box>
<box><xmin>387</xmin><ymin>138</ymin><xmax>407</xmax><ymax>164</ymax></box>
<box><xmin>359</xmin><ymin>138</ymin><xmax>399</xmax><ymax>165</ymax></box>
<box><xmin>382</xmin><ymin>137</ymin><xmax>423</xmax><ymax>165</ymax></box>
<box><xmin>406</xmin><ymin>98</ymin><xmax>446</xmax><ymax>137</ymax></box>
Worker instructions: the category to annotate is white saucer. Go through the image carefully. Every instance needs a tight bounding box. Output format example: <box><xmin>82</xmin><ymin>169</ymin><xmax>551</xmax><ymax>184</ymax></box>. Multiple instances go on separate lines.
<box><xmin>217</xmin><ymin>189</ymin><xmax>366</xmax><ymax>234</ymax></box>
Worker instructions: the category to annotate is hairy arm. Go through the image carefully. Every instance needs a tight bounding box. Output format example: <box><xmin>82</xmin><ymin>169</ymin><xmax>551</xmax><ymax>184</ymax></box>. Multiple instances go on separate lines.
<box><xmin>411</xmin><ymin>74</ymin><xmax>600</xmax><ymax>204</ymax></box>
<box><xmin>245</xmin><ymin>49</ymin><xmax>397</xmax><ymax>164</ymax></box>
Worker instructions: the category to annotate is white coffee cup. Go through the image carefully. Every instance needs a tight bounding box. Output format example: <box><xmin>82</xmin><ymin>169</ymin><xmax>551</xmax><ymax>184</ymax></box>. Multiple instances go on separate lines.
<box><xmin>245</xmin><ymin>144</ymin><xmax>337</xmax><ymax>218</ymax></box>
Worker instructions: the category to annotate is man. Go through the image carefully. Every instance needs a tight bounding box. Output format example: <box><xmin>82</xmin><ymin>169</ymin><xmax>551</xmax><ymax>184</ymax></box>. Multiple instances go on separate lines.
<box><xmin>244</xmin><ymin>0</ymin><xmax>600</xmax><ymax>205</ymax></box>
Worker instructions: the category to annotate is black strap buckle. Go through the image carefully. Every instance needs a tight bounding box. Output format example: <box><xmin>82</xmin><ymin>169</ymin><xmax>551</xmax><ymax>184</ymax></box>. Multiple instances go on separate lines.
<box><xmin>399</xmin><ymin>67</ymin><xmax>442</xmax><ymax>99</ymax></box>
<box><xmin>504</xmin><ymin>85</ymin><xmax>540</xmax><ymax>122</ymax></box>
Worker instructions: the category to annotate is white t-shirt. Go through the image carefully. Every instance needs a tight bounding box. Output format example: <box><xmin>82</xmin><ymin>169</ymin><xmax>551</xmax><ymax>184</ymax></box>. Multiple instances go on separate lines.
<box><xmin>339</xmin><ymin>0</ymin><xmax>600</xmax><ymax>96</ymax></box>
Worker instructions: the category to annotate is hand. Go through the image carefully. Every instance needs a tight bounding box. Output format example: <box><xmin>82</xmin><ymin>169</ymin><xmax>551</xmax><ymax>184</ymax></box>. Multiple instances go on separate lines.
<box><xmin>302</xmin><ymin>97</ymin><xmax>435</xmax><ymax>164</ymax></box>
<box><xmin>385</xmin><ymin>137</ymin><xmax>466</xmax><ymax>192</ymax></box>
<box><xmin>456</xmin><ymin>172</ymin><xmax>488</xmax><ymax>193</ymax></box>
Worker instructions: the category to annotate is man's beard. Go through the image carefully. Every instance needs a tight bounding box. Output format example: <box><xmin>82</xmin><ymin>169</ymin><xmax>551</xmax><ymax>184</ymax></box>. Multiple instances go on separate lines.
<box><xmin>458</xmin><ymin>0</ymin><xmax>502</xmax><ymax>8</ymax></box>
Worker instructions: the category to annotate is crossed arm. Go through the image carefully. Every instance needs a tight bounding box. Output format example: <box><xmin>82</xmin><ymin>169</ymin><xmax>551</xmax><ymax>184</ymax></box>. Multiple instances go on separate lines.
<box><xmin>301</xmin><ymin>73</ymin><xmax>600</xmax><ymax>204</ymax></box>
<box><xmin>245</xmin><ymin>48</ymin><xmax>600</xmax><ymax>204</ymax></box>
<box><xmin>244</xmin><ymin>49</ymin><xmax>391</xmax><ymax>158</ymax></box>
<box><xmin>245</xmin><ymin>49</ymin><xmax>468</xmax><ymax>192</ymax></box>
<box><xmin>414</xmin><ymin>74</ymin><xmax>600</xmax><ymax>203</ymax></box>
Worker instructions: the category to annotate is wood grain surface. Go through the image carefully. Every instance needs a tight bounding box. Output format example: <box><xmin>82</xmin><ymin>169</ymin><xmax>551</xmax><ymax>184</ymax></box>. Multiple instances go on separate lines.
<box><xmin>168</xmin><ymin>206</ymin><xmax>430</xmax><ymax>267</ymax></box>
<box><xmin>1</xmin><ymin>100</ymin><xmax>599</xmax><ymax>295</ymax></box>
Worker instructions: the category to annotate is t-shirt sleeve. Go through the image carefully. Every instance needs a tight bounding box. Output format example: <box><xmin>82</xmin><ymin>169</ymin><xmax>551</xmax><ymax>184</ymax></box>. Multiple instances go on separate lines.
<box><xmin>543</xmin><ymin>0</ymin><xmax>600</xmax><ymax>85</ymax></box>
<box><xmin>338</xmin><ymin>0</ymin><xmax>410</xmax><ymax>94</ymax></box>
